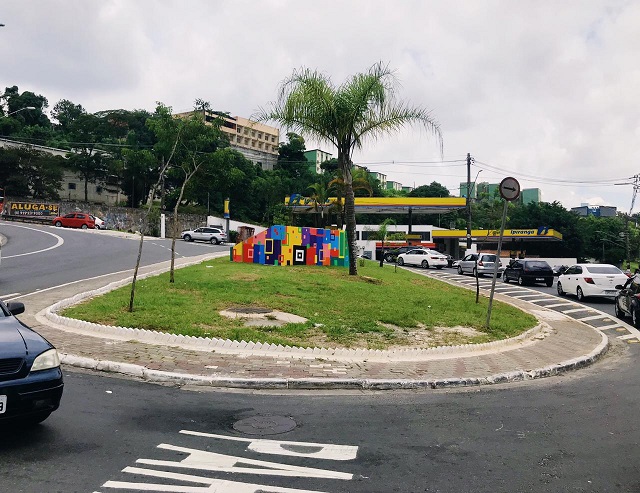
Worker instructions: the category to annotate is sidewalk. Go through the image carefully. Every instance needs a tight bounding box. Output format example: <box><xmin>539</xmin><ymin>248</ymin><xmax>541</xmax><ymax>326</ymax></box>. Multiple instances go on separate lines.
<box><xmin>20</xmin><ymin>255</ymin><xmax>610</xmax><ymax>390</ymax></box>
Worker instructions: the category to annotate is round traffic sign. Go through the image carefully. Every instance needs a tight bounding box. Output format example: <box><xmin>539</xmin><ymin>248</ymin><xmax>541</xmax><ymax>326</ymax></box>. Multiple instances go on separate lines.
<box><xmin>499</xmin><ymin>177</ymin><xmax>520</xmax><ymax>201</ymax></box>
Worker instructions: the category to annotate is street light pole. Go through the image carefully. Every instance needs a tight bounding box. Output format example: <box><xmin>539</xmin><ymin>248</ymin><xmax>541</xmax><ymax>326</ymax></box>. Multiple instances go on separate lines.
<box><xmin>466</xmin><ymin>153</ymin><xmax>472</xmax><ymax>250</ymax></box>
<box><xmin>6</xmin><ymin>106</ymin><xmax>36</xmax><ymax>117</ymax></box>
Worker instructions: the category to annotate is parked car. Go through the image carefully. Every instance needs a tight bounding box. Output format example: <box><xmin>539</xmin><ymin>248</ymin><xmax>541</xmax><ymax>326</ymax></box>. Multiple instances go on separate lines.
<box><xmin>90</xmin><ymin>215</ymin><xmax>106</xmax><ymax>229</ymax></box>
<box><xmin>557</xmin><ymin>264</ymin><xmax>628</xmax><ymax>301</ymax></box>
<box><xmin>0</xmin><ymin>300</ymin><xmax>63</xmax><ymax>425</ymax></box>
<box><xmin>614</xmin><ymin>275</ymin><xmax>640</xmax><ymax>326</ymax></box>
<box><xmin>396</xmin><ymin>248</ymin><xmax>448</xmax><ymax>269</ymax></box>
<box><xmin>181</xmin><ymin>227</ymin><xmax>227</xmax><ymax>244</ymax></box>
<box><xmin>502</xmin><ymin>259</ymin><xmax>554</xmax><ymax>286</ymax></box>
<box><xmin>457</xmin><ymin>253</ymin><xmax>503</xmax><ymax>277</ymax></box>
<box><xmin>383</xmin><ymin>246</ymin><xmax>415</xmax><ymax>263</ymax></box>
<box><xmin>52</xmin><ymin>212</ymin><xmax>95</xmax><ymax>229</ymax></box>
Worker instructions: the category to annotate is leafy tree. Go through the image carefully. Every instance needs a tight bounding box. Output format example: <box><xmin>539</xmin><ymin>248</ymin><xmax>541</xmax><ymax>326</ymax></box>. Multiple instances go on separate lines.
<box><xmin>409</xmin><ymin>181</ymin><xmax>450</xmax><ymax>198</ymax></box>
<box><xmin>259</xmin><ymin>62</ymin><xmax>442</xmax><ymax>274</ymax></box>
<box><xmin>0</xmin><ymin>147</ymin><xmax>64</xmax><ymax>199</ymax></box>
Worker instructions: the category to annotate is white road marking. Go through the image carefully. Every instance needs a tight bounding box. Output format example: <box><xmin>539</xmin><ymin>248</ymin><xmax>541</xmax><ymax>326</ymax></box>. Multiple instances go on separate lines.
<box><xmin>541</xmin><ymin>303</ymin><xmax>575</xmax><ymax>308</ymax></box>
<box><xmin>179</xmin><ymin>430</ymin><xmax>358</xmax><ymax>461</ymax></box>
<box><xmin>136</xmin><ymin>444</ymin><xmax>352</xmax><ymax>479</ymax></box>
<box><xmin>510</xmin><ymin>293</ymin><xmax>545</xmax><ymax>298</ymax></box>
<box><xmin>577</xmin><ymin>314</ymin><xmax>608</xmax><ymax>321</ymax></box>
<box><xmin>0</xmin><ymin>292</ymin><xmax>21</xmax><ymax>299</ymax></box>
<box><xmin>0</xmin><ymin>223</ymin><xmax>64</xmax><ymax>258</ymax></box>
<box><xmin>597</xmin><ymin>323</ymin><xmax>623</xmax><ymax>330</ymax></box>
<box><xmin>525</xmin><ymin>298</ymin><xmax>557</xmax><ymax>303</ymax></box>
<box><xmin>618</xmin><ymin>334</ymin><xmax>640</xmax><ymax>340</ymax></box>
<box><xmin>104</xmin><ymin>467</ymin><xmax>328</xmax><ymax>492</ymax></box>
<box><xmin>561</xmin><ymin>308</ymin><xmax>589</xmax><ymax>314</ymax></box>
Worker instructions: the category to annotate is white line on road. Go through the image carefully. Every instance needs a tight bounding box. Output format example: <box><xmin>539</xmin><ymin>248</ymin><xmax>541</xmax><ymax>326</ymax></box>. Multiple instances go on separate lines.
<box><xmin>0</xmin><ymin>223</ymin><xmax>64</xmax><ymax>258</ymax></box>
<box><xmin>577</xmin><ymin>314</ymin><xmax>608</xmax><ymax>321</ymax></box>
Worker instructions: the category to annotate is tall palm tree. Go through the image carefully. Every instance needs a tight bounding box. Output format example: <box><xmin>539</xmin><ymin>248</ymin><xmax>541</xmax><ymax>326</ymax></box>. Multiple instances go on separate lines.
<box><xmin>329</xmin><ymin>168</ymin><xmax>373</xmax><ymax>229</ymax></box>
<box><xmin>307</xmin><ymin>181</ymin><xmax>333</xmax><ymax>227</ymax></box>
<box><xmin>259</xmin><ymin>62</ymin><xmax>442</xmax><ymax>275</ymax></box>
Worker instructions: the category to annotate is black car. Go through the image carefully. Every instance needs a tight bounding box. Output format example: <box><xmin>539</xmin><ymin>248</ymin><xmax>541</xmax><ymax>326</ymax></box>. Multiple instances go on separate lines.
<box><xmin>383</xmin><ymin>246</ymin><xmax>415</xmax><ymax>263</ymax></box>
<box><xmin>502</xmin><ymin>259</ymin><xmax>554</xmax><ymax>287</ymax></box>
<box><xmin>0</xmin><ymin>300</ymin><xmax>64</xmax><ymax>425</ymax></box>
<box><xmin>614</xmin><ymin>275</ymin><xmax>640</xmax><ymax>327</ymax></box>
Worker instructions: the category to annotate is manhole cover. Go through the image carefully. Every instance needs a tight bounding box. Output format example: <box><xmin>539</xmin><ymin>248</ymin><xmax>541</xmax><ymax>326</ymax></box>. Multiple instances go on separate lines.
<box><xmin>227</xmin><ymin>306</ymin><xmax>272</xmax><ymax>315</ymax></box>
<box><xmin>233</xmin><ymin>415</ymin><xmax>297</xmax><ymax>435</ymax></box>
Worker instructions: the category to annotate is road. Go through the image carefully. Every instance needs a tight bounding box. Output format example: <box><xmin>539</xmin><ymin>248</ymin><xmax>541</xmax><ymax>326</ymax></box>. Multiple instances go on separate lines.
<box><xmin>2</xmin><ymin>227</ymin><xmax>639</xmax><ymax>492</ymax></box>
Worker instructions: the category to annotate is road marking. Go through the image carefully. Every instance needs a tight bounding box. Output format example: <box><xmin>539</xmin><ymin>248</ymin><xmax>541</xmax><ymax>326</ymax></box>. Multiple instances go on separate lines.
<box><xmin>619</xmin><ymin>334</ymin><xmax>639</xmax><ymax>340</ymax></box>
<box><xmin>577</xmin><ymin>314</ymin><xmax>608</xmax><ymax>321</ymax></box>
<box><xmin>0</xmin><ymin>223</ymin><xmax>64</xmax><ymax>258</ymax></box>
<box><xmin>542</xmin><ymin>303</ymin><xmax>575</xmax><ymax>308</ymax></box>
<box><xmin>596</xmin><ymin>323</ymin><xmax>623</xmax><ymax>330</ymax></box>
<box><xmin>0</xmin><ymin>292</ymin><xmax>21</xmax><ymax>299</ymax></box>
<box><xmin>526</xmin><ymin>298</ymin><xmax>557</xmax><ymax>303</ymax></box>
<box><xmin>510</xmin><ymin>293</ymin><xmax>545</xmax><ymax>298</ymax></box>
<box><xmin>137</xmin><ymin>444</ymin><xmax>352</xmax><ymax>479</ymax></box>
<box><xmin>179</xmin><ymin>430</ymin><xmax>358</xmax><ymax>460</ymax></box>
<box><xmin>561</xmin><ymin>308</ymin><xmax>589</xmax><ymax>314</ymax></box>
<box><xmin>100</xmin><ymin>432</ymin><xmax>359</xmax><ymax>492</ymax></box>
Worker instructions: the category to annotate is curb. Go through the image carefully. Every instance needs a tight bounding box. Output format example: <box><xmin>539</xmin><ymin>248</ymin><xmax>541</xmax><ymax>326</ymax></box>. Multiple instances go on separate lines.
<box><xmin>59</xmin><ymin>330</ymin><xmax>608</xmax><ymax>390</ymax></box>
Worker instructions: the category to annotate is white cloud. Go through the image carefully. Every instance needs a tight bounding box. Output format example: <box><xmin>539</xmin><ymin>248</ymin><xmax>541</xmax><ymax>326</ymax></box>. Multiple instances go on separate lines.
<box><xmin>1</xmin><ymin>0</ymin><xmax>638</xmax><ymax>211</ymax></box>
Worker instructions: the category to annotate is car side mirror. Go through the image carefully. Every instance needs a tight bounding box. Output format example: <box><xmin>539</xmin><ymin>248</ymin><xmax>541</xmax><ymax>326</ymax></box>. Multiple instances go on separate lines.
<box><xmin>6</xmin><ymin>301</ymin><xmax>25</xmax><ymax>316</ymax></box>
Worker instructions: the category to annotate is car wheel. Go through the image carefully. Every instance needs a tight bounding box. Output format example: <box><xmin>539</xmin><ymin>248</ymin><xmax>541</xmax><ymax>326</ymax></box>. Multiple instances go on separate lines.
<box><xmin>557</xmin><ymin>281</ymin><xmax>565</xmax><ymax>295</ymax></box>
<box><xmin>183</xmin><ymin>234</ymin><xmax>192</xmax><ymax>242</ymax></box>
<box><xmin>503</xmin><ymin>274</ymin><xmax>509</xmax><ymax>283</ymax></box>
<box><xmin>397</xmin><ymin>258</ymin><xmax>404</xmax><ymax>266</ymax></box>
<box><xmin>81</xmin><ymin>224</ymin><xmax>88</xmax><ymax>229</ymax></box>
<box><xmin>384</xmin><ymin>254</ymin><xmax>393</xmax><ymax>262</ymax></box>
<box><xmin>421</xmin><ymin>260</ymin><xmax>429</xmax><ymax>269</ymax></box>
<box><xmin>210</xmin><ymin>238</ymin><xmax>217</xmax><ymax>244</ymax></box>
<box><xmin>545</xmin><ymin>279</ymin><xmax>553</xmax><ymax>287</ymax></box>
<box><xmin>577</xmin><ymin>286</ymin><xmax>585</xmax><ymax>301</ymax></box>
<box><xmin>55</xmin><ymin>221</ymin><xmax>62</xmax><ymax>227</ymax></box>
<box><xmin>457</xmin><ymin>266</ymin><xmax>463</xmax><ymax>275</ymax></box>
<box><xmin>614</xmin><ymin>301</ymin><xmax>623</xmax><ymax>319</ymax></box>
<box><xmin>517</xmin><ymin>275</ymin><xmax>524</xmax><ymax>286</ymax></box>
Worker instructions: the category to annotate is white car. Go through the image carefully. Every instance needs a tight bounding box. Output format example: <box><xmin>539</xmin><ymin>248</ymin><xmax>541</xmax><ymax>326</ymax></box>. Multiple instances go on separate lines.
<box><xmin>90</xmin><ymin>215</ymin><xmax>106</xmax><ymax>229</ymax></box>
<box><xmin>396</xmin><ymin>248</ymin><xmax>448</xmax><ymax>269</ymax></box>
<box><xmin>181</xmin><ymin>227</ymin><xmax>227</xmax><ymax>244</ymax></box>
<box><xmin>557</xmin><ymin>263</ymin><xmax>629</xmax><ymax>301</ymax></box>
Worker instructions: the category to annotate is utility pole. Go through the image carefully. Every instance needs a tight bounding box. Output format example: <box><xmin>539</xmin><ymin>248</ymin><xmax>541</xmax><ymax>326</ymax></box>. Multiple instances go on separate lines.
<box><xmin>466</xmin><ymin>152</ymin><xmax>472</xmax><ymax>249</ymax></box>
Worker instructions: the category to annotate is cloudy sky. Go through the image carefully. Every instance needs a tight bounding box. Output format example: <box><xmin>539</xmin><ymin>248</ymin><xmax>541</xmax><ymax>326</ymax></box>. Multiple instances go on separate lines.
<box><xmin>2</xmin><ymin>1</ymin><xmax>639</xmax><ymax>211</ymax></box>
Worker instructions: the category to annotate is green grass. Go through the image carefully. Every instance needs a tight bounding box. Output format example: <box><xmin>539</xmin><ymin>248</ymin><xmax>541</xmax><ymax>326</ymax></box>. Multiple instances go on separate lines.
<box><xmin>62</xmin><ymin>258</ymin><xmax>538</xmax><ymax>349</ymax></box>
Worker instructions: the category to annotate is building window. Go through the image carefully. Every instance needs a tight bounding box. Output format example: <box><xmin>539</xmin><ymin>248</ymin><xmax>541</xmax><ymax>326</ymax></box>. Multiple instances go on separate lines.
<box><xmin>68</xmin><ymin>183</ymin><xmax>76</xmax><ymax>190</ymax></box>
<box><xmin>96</xmin><ymin>186</ymin><xmax>103</xmax><ymax>194</ymax></box>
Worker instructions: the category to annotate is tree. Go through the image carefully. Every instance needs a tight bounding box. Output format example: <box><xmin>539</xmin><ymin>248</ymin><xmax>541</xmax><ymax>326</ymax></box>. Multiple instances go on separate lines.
<box><xmin>409</xmin><ymin>181</ymin><xmax>450</xmax><ymax>198</ymax></box>
<box><xmin>259</xmin><ymin>62</ymin><xmax>442</xmax><ymax>274</ymax></box>
<box><xmin>148</xmin><ymin>101</ymin><xmax>224</xmax><ymax>283</ymax></box>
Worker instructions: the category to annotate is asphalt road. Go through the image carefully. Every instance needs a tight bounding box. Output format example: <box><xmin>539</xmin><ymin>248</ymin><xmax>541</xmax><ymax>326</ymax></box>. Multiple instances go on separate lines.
<box><xmin>0</xmin><ymin>222</ymin><xmax>228</xmax><ymax>298</ymax></box>
<box><xmin>2</xmin><ymin>352</ymin><xmax>640</xmax><ymax>493</ymax></box>
<box><xmin>2</xmin><ymin>227</ymin><xmax>639</xmax><ymax>492</ymax></box>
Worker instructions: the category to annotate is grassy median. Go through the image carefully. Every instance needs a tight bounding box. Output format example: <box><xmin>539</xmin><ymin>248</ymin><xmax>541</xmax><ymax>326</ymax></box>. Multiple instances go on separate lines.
<box><xmin>62</xmin><ymin>258</ymin><xmax>538</xmax><ymax>349</ymax></box>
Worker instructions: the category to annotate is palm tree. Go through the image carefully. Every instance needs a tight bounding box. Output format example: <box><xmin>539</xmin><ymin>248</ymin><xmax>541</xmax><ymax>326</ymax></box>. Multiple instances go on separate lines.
<box><xmin>307</xmin><ymin>181</ymin><xmax>334</xmax><ymax>227</ymax></box>
<box><xmin>258</xmin><ymin>62</ymin><xmax>442</xmax><ymax>274</ymax></box>
<box><xmin>329</xmin><ymin>168</ymin><xmax>373</xmax><ymax>229</ymax></box>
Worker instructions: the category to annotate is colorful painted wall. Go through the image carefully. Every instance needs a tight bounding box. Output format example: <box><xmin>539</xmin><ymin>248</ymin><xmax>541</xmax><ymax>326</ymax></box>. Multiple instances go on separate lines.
<box><xmin>231</xmin><ymin>225</ymin><xmax>349</xmax><ymax>267</ymax></box>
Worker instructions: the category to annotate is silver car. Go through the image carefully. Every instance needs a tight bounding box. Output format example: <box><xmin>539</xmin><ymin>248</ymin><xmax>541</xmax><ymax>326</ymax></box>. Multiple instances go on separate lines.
<box><xmin>181</xmin><ymin>227</ymin><xmax>227</xmax><ymax>244</ymax></box>
<box><xmin>457</xmin><ymin>253</ymin><xmax>503</xmax><ymax>277</ymax></box>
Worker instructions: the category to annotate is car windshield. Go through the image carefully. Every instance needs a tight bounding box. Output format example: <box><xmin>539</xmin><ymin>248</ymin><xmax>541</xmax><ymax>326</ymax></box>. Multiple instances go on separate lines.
<box><xmin>584</xmin><ymin>266</ymin><xmax>623</xmax><ymax>275</ymax></box>
<box><xmin>525</xmin><ymin>261</ymin><xmax>550</xmax><ymax>269</ymax></box>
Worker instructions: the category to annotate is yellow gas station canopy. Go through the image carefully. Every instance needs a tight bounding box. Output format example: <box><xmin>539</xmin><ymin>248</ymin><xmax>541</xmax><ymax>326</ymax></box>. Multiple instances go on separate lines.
<box><xmin>432</xmin><ymin>228</ymin><xmax>563</xmax><ymax>241</ymax></box>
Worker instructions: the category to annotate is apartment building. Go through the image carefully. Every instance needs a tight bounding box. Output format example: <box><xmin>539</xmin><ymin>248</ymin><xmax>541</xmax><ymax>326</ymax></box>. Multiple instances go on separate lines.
<box><xmin>175</xmin><ymin>110</ymin><xmax>280</xmax><ymax>170</ymax></box>
<box><xmin>304</xmin><ymin>149</ymin><xmax>333</xmax><ymax>174</ymax></box>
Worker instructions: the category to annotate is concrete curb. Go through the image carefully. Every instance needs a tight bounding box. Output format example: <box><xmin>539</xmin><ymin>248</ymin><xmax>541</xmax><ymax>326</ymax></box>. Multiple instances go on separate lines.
<box><xmin>60</xmin><ymin>329</ymin><xmax>608</xmax><ymax>390</ymax></box>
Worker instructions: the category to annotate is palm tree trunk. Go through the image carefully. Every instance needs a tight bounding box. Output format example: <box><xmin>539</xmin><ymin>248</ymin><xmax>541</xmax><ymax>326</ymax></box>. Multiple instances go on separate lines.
<box><xmin>340</xmin><ymin>157</ymin><xmax>357</xmax><ymax>275</ymax></box>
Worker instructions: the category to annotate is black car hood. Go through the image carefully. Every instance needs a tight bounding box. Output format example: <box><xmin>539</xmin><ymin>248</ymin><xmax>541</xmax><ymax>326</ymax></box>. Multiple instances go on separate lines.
<box><xmin>0</xmin><ymin>317</ymin><xmax>28</xmax><ymax>356</ymax></box>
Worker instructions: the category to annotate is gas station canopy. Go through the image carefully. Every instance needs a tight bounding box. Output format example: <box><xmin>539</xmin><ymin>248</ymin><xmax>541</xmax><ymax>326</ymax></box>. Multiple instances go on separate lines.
<box><xmin>286</xmin><ymin>196</ymin><xmax>467</xmax><ymax>214</ymax></box>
